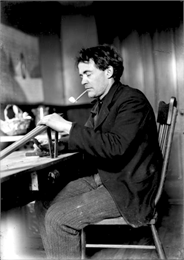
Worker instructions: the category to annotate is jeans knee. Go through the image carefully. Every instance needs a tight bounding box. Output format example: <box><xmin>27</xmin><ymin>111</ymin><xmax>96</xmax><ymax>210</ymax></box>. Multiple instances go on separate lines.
<box><xmin>45</xmin><ymin>206</ymin><xmax>79</xmax><ymax>236</ymax></box>
<box><xmin>45</xmin><ymin>206</ymin><xmax>58</xmax><ymax>230</ymax></box>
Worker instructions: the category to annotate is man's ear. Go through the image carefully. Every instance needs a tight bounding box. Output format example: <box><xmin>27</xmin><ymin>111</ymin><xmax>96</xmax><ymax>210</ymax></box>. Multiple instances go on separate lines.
<box><xmin>106</xmin><ymin>66</ymin><xmax>114</xmax><ymax>79</ymax></box>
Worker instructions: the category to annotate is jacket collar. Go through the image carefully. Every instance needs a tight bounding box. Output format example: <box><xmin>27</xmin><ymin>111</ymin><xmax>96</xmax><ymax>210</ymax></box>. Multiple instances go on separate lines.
<box><xmin>90</xmin><ymin>81</ymin><xmax>122</xmax><ymax>129</ymax></box>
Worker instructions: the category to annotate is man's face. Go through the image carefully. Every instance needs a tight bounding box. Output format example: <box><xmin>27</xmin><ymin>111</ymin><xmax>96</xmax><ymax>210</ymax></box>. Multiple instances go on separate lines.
<box><xmin>78</xmin><ymin>59</ymin><xmax>109</xmax><ymax>99</ymax></box>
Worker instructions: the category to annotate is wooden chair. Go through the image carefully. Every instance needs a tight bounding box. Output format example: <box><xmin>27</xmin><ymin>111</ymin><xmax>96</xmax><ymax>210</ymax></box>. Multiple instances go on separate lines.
<box><xmin>81</xmin><ymin>97</ymin><xmax>178</xmax><ymax>260</ymax></box>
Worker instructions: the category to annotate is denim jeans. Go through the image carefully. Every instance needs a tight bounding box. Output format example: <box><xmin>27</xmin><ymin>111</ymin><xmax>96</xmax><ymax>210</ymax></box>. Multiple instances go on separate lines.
<box><xmin>34</xmin><ymin>174</ymin><xmax>121</xmax><ymax>260</ymax></box>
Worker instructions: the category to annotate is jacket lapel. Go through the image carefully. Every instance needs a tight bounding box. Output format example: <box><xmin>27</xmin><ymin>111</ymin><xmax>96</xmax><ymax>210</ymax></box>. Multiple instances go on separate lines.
<box><xmin>94</xmin><ymin>82</ymin><xmax>121</xmax><ymax>130</ymax></box>
<box><xmin>94</xmin><ymin>105</ymin><xmax>109</xmax><ymax>130</ymax></box>
<box><xmin>85</xmin><ymin>82</ymin><xmax>122</xmax><ymax>130</ymax></box>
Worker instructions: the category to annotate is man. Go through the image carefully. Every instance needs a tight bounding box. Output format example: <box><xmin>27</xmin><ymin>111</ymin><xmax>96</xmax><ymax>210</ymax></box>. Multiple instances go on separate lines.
<box><xmin>35</xmin><ymin>44</ymin><xmax>162</xmax><ymax>259</ymax></box>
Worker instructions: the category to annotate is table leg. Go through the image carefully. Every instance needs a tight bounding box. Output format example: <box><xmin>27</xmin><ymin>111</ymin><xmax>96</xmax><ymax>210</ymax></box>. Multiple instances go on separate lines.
<box><xmin>54</xmin><ymin>131</ymin><xmax>58</xmax><ymax>158</ymax></box>
<box><xmin>47</xmin><ymin>128</ymin><xmax>53</xmax><ymax>158</ymax></box>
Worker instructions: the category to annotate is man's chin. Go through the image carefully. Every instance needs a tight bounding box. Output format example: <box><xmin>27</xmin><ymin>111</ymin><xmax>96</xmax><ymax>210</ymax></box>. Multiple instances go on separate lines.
<box><xmin>87</xmin><ymin>92</ymin><xmax>95</xmax><ymax>99</ymax></box>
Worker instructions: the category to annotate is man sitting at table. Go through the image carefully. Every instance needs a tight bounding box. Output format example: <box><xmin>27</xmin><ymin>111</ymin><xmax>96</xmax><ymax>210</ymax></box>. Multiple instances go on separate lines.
<box><xmin>35</xmin><ymin>44</ymin><xmax>162</xmax><ymax>260</ymax></box>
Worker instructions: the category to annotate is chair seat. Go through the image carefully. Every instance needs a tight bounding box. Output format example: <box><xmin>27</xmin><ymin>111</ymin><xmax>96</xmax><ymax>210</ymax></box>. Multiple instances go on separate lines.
<box><xmin>92</xmin><ymin>216</ymin><xmax>156</xmax><ymax>225</ymax></box>
<box><xmin>93</xmin><ymin>217</ymin><xmax>127</xmax><ymax>225</ymax></box>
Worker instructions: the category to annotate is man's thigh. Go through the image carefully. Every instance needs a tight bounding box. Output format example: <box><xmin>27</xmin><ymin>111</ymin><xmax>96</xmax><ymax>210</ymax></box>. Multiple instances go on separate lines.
<box><xmin>52</xmin><ymin>175</ymin><xmax>98</xmax><ymax>204</ymax></box>
<box><xmin>37</xmin><ymin>176</ymin><xmax>97</xmax><ymax>210</ymax></box>
<box><xmin>46</xmin><ymin>184</ymin><xmax>121</xmax><ymax>229</ymax></box>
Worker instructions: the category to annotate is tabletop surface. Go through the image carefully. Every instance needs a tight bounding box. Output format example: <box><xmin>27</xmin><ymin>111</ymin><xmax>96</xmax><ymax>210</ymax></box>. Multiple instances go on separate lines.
<box><xmin>0</xmin><ymin>150</ymin><xmax>77</xmax><ymax>182</ymax></box>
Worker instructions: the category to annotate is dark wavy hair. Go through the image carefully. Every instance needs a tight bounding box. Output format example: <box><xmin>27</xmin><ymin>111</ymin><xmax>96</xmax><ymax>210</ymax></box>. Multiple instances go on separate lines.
<box><xmin>76</xmin><ymin>44</ymin><xmax>124</xmax><ymax>81</ymax></box>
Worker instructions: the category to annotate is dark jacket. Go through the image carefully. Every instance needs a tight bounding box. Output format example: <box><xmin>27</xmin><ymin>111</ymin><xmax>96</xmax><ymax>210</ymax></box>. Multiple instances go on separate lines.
<box><xmin>68</xmin><ymin>82</ymin><xmax>162</xmax><ymax>227</ymax></box>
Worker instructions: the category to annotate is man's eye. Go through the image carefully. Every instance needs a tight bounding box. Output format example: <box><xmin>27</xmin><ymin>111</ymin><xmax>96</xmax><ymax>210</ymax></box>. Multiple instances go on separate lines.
<box><xmin>86</xmin><ymin>73</ymin><xmax>91</xmax><ymax>77</ymax></box>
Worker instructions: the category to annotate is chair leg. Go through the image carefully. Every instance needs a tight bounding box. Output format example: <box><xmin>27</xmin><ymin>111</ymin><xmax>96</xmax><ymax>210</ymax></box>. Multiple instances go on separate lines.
<box><xmin>81</xmin><ymin>229</ymin><xmax>86</xmax><ymax>260</ymax></box>
<box><xmin>151</xmin><ymin>224</ymin><xmax>167</xmax><ymax>259</ymax></box>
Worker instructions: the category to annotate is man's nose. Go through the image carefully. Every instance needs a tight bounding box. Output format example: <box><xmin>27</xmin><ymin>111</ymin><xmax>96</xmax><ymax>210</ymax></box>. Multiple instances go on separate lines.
<box><xmin>81</xmin><ymin>75</ymin><xmax>88</xmax><ymax>85</ymax></box>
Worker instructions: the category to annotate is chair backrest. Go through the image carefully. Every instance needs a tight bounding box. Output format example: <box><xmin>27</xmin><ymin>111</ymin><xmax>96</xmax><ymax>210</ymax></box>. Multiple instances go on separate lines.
<box><xmin>155</xmin><ymin>97</ymin><xmax>178</xmax><ymax>205</ymax></box>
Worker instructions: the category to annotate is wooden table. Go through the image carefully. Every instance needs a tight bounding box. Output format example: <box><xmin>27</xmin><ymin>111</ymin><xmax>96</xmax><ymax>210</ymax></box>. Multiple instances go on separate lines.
<box><xmin>1</xmin><ymin>150</ymin><xmax>83</xmax><ymax>210</ymax></box>
<box><xmin>1</xmin><ymin>150</ymin><xmax>78</xmax><ymax>182</ymax></box>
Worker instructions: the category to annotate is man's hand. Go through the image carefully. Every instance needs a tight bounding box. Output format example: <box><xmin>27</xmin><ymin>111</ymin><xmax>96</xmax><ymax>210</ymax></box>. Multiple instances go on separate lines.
<box><xmin>37</xmin><ymin>113</ymin><xmax>72</xmax><ymax>135</ymax></box>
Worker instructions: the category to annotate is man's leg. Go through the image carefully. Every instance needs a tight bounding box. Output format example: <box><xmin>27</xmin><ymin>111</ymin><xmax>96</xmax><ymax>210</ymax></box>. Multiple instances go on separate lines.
<box><xmin>35</xmin><ymin>176</ymin><xmax>121</xmax><ymax>259</ymax></box>
<box><xmin>35</xmin><ymin>176</ymin><xmax>98</xmax><ymax>250</ymax></box>
<box><xmin>34</xmin><ymin>176</ymin><xmax>100</xmax><ymax>250</ymax></box>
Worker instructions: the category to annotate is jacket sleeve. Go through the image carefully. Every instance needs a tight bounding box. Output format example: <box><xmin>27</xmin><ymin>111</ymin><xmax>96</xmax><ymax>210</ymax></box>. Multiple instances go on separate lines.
<box><xmin>68</xmin><ymin>95</ymin><xmax>152</xmax><ymax>160</ymax></box>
